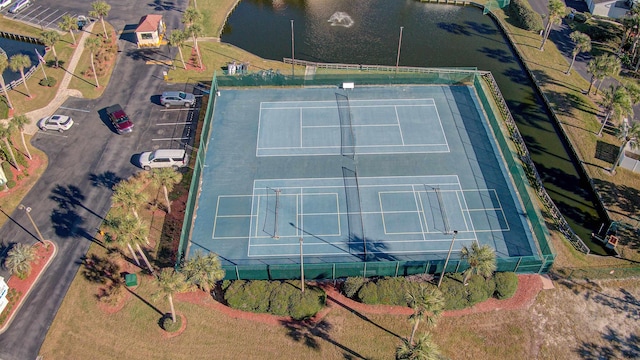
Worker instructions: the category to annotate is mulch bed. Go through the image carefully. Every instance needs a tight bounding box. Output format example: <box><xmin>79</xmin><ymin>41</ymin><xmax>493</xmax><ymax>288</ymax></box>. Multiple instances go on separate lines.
<box><xmin>1</xmin><ymin>240</ymin><xmax>56</xmax><ymax>332</ymax></box>
<box><xmin>173</xmin><ymin>274</ymin><xmax>544</xmax><ymax>328</ymax></box>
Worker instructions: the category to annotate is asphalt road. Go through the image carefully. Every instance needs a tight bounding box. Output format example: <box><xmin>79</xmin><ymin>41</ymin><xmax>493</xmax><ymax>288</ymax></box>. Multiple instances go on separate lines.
<box><xmin>0</xmin><ymin>1</ymin><xmax>200</xmax><ymax>359</ymax></box>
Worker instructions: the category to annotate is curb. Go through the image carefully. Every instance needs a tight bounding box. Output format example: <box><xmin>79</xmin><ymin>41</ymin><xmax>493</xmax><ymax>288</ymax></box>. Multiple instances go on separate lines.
<box><xmin>0</xmin><ymin>240</ymin><xmax>58</xmax><ymax>334</ymax></box>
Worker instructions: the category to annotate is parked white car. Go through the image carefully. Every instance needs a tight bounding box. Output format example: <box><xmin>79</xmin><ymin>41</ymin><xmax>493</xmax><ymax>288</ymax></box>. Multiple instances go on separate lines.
<box><xmin>139</xmin><ymin>149</ymin><xmax>188</xmax><ymax>170</ymax></box>
<box><xmin>38</xmin><ymin>115</ymin><xmax>74</xmax><ymax>132</ymax></box>
<box><xmin>8</xmin><ymin>0</ymin><xmax>29</xmax><ymax>13</ymax></box>
<box><xmin>0</xmin><ymin>0</ymin><xmax>13</xmax><ymax>11</ymax></box>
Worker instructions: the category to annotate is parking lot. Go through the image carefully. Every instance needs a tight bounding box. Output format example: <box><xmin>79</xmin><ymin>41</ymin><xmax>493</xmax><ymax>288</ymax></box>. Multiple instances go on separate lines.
<box><xmin>37</xmin><ymin>83</ymin><xmax>204</xmax><ymax>170</ymax></box>
<box><xmin>2</xmin><ymin>2</ymin><xmax>83</xmax><ymax>31</ymax></box>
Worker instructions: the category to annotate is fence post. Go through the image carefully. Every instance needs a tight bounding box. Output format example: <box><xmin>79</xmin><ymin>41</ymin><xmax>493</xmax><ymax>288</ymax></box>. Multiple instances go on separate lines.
<box><xmin>332</xmin><ymin>263</ymin><xmax>335</xmax><ymax>280</ymax></box>
<box><xmin>363</xmin><ymin>262</ymin><xmax>367</xmax><ymax>277</ymax></box>
<box><xmin>235</xmin><ymin>266</ymin><xmax>240</xmax><ymax>280</ymax></box>
<box><xmin>395</xmin><ymin>261</ymin><xmax>399</xmax><ymax>277</ymax></box>
<box><xmin>514</xmin><ymin>257</ymin><xmax>522</xmax><ymax>272</ymax></box>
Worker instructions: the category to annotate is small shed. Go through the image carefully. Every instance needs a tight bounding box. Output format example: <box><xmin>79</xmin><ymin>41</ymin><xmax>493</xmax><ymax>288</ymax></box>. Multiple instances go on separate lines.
<box><xmin>135</xmin><ymin>14</ymin><xmax>166</xmax><ymax>48</ymax></box>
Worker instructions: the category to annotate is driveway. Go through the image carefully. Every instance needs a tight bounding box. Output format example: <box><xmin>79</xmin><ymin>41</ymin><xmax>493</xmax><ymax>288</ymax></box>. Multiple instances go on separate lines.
<box><xmin>0</xmin><ymin>2</ymin><xmax>199</xmax><ymax>359</ymax></box>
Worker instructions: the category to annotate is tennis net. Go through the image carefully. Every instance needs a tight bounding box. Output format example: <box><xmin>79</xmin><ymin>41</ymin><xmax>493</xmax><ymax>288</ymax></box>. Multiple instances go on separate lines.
<box><xmin>343</xmin><ymin>167</ymin><xmax>367</xmax><ymax>257</ymax></box>
<box><xmin>336</xmin><ymin>93</ymin><xmax>355</xmax><ymax>159</ymax></box>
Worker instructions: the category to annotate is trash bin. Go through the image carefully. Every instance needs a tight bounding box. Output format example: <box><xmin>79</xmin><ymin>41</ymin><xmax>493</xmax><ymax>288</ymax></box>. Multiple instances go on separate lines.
<box><xmin>125</xmin><ymin>273</ymin><xmax>138</xmax><ymax>287</ymax></box>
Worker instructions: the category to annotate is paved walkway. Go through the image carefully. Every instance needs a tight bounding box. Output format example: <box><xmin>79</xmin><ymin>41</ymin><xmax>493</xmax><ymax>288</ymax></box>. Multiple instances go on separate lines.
<box><xmin>22</xmin><ymin>22</ymin><xmax>96</xmax><ymax>136</ymax></box>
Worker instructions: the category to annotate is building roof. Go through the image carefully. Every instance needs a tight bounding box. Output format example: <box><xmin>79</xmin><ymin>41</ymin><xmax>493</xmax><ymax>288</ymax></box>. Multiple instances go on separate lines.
<box><xmin>135</xmin><ymin>14</ymin><xmax>163</xmax><ymax>33</ymax></box>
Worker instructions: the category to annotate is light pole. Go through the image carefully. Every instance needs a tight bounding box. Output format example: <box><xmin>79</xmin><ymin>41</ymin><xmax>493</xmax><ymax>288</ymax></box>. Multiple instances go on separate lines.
<box><xmin>299</xmin><ymin>237</ymin><xmax>305</xmax><ymax>293</ymax></box>
<box><xmin>18</xmin><ymin>204</ymin><xmax>45</xmax><ymax>244</ymax></box>
<box><xmin>437</xmin><ymin>230</ymin><xmax>458</xmax><ymax>288</ymax></box>
<box><xmin>291</xmin><ymin>19</ymin><xmax>295</xmax><ymax>79</ymax></box>
<box><xmin>395</xmin><ymin>26</ymin><xmax>404</xmax><ymax>72</ymax></box>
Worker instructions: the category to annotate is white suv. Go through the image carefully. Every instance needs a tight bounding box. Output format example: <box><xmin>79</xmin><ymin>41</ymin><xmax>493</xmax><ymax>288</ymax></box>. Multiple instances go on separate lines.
<box><xmin>9</xmin><ymin>0</ymin><xmax>29</xmax><ymax>13</ymax></box>
<box><xmin>139</xmin><ymin>149</ymin><xmax>188</xmax><ymax>170</ymax></box>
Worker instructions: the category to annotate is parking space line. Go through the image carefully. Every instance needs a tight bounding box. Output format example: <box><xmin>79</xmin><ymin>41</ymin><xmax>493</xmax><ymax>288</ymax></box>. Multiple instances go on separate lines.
<box><xmin>58</xmin><ymin>106</ymin><xmax>91</xmax><ymax>113</ymax></box>
<box><xmin>20</xmin><ymin>6</ymin><xmax>45</xmax><ymax>20</ymax></box>
<box><xmin>38</xmin><ymin>131</ymin><xmax>68</xmax><ymax>138</ymax></box>
<box><xmin>45</xmin><ymin>11</ymin><xmax>68</xmax><ymax>28</ymax></box>
<box><xmin>156</xmin><ymin>122</ymin><xmax>192</xmax><ymax>126</ymax></box>
<box><xmin>159</xmin><ymin>108</ymin><xmax>194</xmax><ymax>112</ymax></box>
<box><xmin>37</xmin><ymin>9</ymin><xmax>59</xmax><ymax>24</ymax></box>
<box><xmin>152</xmin><ymin>137</ymin><xmax>189</xmax><ymax>141</ymax></box>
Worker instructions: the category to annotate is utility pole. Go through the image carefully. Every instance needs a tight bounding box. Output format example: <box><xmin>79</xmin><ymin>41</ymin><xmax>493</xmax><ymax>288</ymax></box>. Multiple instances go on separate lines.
<box><xmin>291</xmin><ymin>20</ymin><xmax>295</xmax><ymax>79</ymax></box>
<box><xmin>299</xmin><ymin>237</ymin><xmax>305</xmax><ymax>293</ymax></box>
<box><xmin>18</xmin><ymin>204</ymin><xmax>45</xmax><ymax>244</ymax></box>
<box><xmin>396</xmin><ymin>26</ymin><xmax>404</xmax><ymax>72</ymax></box>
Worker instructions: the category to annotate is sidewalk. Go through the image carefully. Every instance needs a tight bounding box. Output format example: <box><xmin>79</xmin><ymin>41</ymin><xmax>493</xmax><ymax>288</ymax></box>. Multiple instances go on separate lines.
<box><xmin>22</xmin><ymin>22</ymin><xmax>96</xmax><ymax>136</ymax></box>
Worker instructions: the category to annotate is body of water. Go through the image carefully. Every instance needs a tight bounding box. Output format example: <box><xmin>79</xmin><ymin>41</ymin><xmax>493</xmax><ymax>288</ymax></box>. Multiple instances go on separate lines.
<box><xmin>0</xmin><ymin>37</ymin><xmax>45</xmax><ymax>85</ymax></box>
<box><xmin>221</xmin><ymin>0</ymin><xmax>608</xmax><ymax>254</ymax></box>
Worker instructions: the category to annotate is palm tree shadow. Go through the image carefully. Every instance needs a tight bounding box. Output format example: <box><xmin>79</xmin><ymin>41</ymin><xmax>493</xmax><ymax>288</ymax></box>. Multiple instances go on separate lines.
<box><xmin>126</xmin><ymin>287</ymin><xmax>164</xmax><ymax>316</ymax></box>
<box><xmin>280</xmin><ymin>318</ymin><xmax>367</xmax><ymax>359</ymax></box>
<box><xmin>326</xmin><ymin>293</ymin><xmax>404</xmax><ymax>340</ymax></box>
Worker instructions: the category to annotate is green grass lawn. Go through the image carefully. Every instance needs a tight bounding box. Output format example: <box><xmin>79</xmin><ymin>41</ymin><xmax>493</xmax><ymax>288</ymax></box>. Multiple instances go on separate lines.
<box><xmin>190</xmin><ymin>0</ymin><xmax>239</xmax><ymax>37</ymax></box>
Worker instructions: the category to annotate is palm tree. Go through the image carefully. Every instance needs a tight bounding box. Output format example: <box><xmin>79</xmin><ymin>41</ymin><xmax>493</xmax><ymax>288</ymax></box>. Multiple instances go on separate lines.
<box><xmin>539</xmin><ymin>0</ymin><xmax>565</xmax><ymax>51</ymax></box>
<box><xmin>186</xmin><ymin>23</ymin><xmax>204</xmax><ymax>69</ymax></box>
<box><xmin>169</xmin><ymin>30</ymin><xmax>187</xmax><ymax>69</ymax></box>
<box><xmin>0</xmin><ymin>55</ymin><xmax>13</xmax><ymax>109</ymax></box>
<box><xmin>105</xmin><ymin>213</ymin><xmax>140</xmax><ymax>267</ymax></box>
<box><xmin>9</xmin><ymin>54</ymin><xmax>32</xmax><ymax>98</ymax></box>
<box><xmin>597</xmin><ymin>86</ymin><xmax>633</xmax><ymax>137</ymax></box>
<box><xmin>153</xmin><ymin>268</ymin><xmax>189</xmax><ymax>323</ymax></box>
<box><xmin>0</xmin><ymin>122</ymin><xmax>20</xmax><ymax>171</ymax></box>
<box><xmin>150</xmin><ymin>168</ymin><xmax>181</xmax><ymax>214</ymax></box>
<box><xmin>4</xmin><ymin>243</ymin><xmax>36</xmax><ymax>278</ymax></box>
<box><xmin>58</xmin><ymin>14</ymin><xmax>78</xmax><ymax>46</ymax></box>
<box><xmin>85</xmin><ymin>37</ymin><xmax>102</xmax><ymax>88</ymax></box>
<box><xmin>182</xmin><ymin>7</ymin><xmax>202</xmax><ymax>27</ymax></box>
<box><xmin>566</xmin><ymin>31</ymin><xmax>591</xmax><ymax>75</ymax></box>
<box><xmin>460</xmin><ymin>242</ymin><xmax>497</xmax><ymax>286</ymax></box>
<box><xmin>396</xmin><ymin>333</ymin><xmax>442</xmax><ymax>360</ymax></box>
<box><xmin>89</xmin><ymin>1</ymin><xmax>111</xmax><ymax>39</ymax></box>
<box><xmin>597</xmin><ymin>55</ymin><xmax>621</xmax><ymax>94</ymax></box>
<box><xmin>40</xmin><ymin>30</ymin><xmax>61</xmax><ymax>68</ymax></box>
<box><xmin>182</xmin><ymin>250</ymin><xmax>225</xmax><ymax>293</ymax></box>
<box><xmin>11</xmin><ymin>114</ymin><xmax>32</xmax><ymax>160</ymax></box>
<box><xmin>610</xmin><ymin>121</ymin><xmax>640</xmax><ymax>174</ymax></box>
<box><xmin>587</xmin><ymin>55</ymin><xmax>615</xmax><ymax>96</ymax></box>
<box><xmin>112</xmin><ymin>179</ymin><xmax>148</xmax><ymax>220</ymax></box>
<box><xmin>406</xmin><ymin>284</ymin><xmax>444</xmax><ymax>345</ymax></box>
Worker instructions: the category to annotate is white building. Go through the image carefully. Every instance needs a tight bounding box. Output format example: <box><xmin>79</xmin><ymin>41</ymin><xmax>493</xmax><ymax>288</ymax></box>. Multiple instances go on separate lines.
<box><xmin>0</xmin><ymin>276</ymin><xmax>9</xmax><ymax>315</ymax></box>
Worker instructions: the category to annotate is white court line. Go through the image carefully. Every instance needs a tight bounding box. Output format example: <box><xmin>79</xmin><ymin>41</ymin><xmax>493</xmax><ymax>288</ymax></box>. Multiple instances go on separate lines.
<box><xmin>59</xmin><ymin>106</ymin><xmax>90</xmax><ymax>113</ymax></box>
<box><xmin>299</xmin><ymin>108</ymin><xmax>303</xmax><ymax>148</ymax></box>
<box><xmin>152</xmin><ymin>137</ymin><xmax>189</xmax><ymax>141</ymax></box>
<box><xmin>433</xmin><ymin>103</ymin><xmax>449</xmax><ymax>152</ymax></box>
<box><xmin>156</xmin><ymin>122</ymin><xmax>192</xmax><ymax>126</ymax></box>
<box><xmin>395</xmin><ymin>106</ymin><xmax>405</xmax><ymax>146</ymax></box>
<box><xmin>211</xmin><ymin>196</ymin><xmax>222</xmax><ymax>240</ymax></box>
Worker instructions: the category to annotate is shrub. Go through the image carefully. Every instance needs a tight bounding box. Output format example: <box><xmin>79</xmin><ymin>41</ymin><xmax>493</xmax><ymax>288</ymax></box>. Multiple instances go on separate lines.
<box><xmin>342</xmin><ymin>277</ymin><xmax>366</xmax><ymax>298</ymax></box>
<box><xmin>160</xmin><ymin>314</ymin><xmax>182</xmax><ymax>332</ymax></box>
<box><xmin>494</xmin><ymin>272</ymin><xmax>519</xmax><ymax>299</ymax></box>
<box><xmin>505</xmin><ymin>0</ymin><xmax>543</xmax><ymax>32</ymax></box>
<box><xmin>221</xmin><ymin>279</ymin><xmax>232</xmax><ymax>291</ymax></box>
<box><xmin>223</xmin><ymin>280</ymin><xmax>325</xmax><ymax>319</ymax></box>
<box><xmin>39</xmin><ymin>77</ymin><xmax>57</xmax><ymax>87</ymax></box>
<box><xmin>6</xmin><ymin>180</ymin><xmax>16</xmax><ymax>189</ymax></box>
<box><xmin>440</xmin><ymin>273</ymin><xmax>495</xmax><ymax>310</ymax></box>
<box><xmin>1</xmin><ymin>160</ymin><xmax>11</xmax><ymax>174</ymax></box>
<box><xmin>466</xmin><ymin>274</ymin><xmax>493</xmax><ymax>306</ymax></box>
<box><xmin>356</xmin><ymin>277</ymin><xmax>422</xmax><ymax>305</ymax></box>
<box><xmin>357</xmin><ymin>281</ymin><xmax>379</xmax><ymax>304</ymax></box>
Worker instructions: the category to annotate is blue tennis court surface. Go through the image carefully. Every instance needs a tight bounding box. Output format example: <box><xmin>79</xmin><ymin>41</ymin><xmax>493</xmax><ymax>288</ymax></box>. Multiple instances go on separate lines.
<box><xmin>188</xmin><ymin>85</ymin><xmax>538</xmax><ymax>265</ymax></box>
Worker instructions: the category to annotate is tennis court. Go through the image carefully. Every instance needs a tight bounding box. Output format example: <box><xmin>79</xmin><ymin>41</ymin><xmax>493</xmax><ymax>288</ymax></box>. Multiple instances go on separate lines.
<box><xmin>188</xmin><ymin>84</ymin><xmax>537</xmax><ymax>266</ymax></box>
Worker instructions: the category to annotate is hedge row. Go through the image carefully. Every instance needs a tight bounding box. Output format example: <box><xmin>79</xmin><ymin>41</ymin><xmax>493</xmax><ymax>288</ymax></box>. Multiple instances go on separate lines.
<box><xmin>342</xmin><ymin>272</ymin><xmax>519</xmax><ymax>310</ymax></box>
<box><xmin>223</xmin><ymin>280</ymin><xmax>326</xmax><ymax>320</ymax></box>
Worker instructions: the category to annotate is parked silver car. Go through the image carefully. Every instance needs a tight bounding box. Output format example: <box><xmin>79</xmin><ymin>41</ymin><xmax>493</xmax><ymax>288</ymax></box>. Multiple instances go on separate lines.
<box><xmin>160</xmin><ymin>91</ymin><xmax>196</xmax><ymax>108</ymax></box>
<box><xmin>8</xmin><ymin>0</ymin><xmax>29</xmax><ymax>13</ymax></box>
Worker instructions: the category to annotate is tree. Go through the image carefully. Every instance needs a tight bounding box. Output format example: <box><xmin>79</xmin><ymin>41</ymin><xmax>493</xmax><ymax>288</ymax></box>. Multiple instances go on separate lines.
<box><xmin>396</xmin><ymin>333</ymin><xmax>442</xmax><ymax>360</ymax></box>
<box><xmin>105</xmin><ymin>212</ymin><xmax>140</xmax><ymax>267</ymax></box>
<box><xmin>539</xmin><ymin>0</ymin><xmax>565</xmax><ymax>51</ymax></box>
<box><xmin>181</xmin><ymin>7</ymin><xmax>202</xmax><ymax>27</ymax></box>
<box><xmin>460</xmin><ymin>242</ymin><xmax>497</xmax><ymax>285</ymax></box>
<box><xmin>111</xmin><ymin>178</ymin><xmax>148</xmax><ymax>220</ymax></box>
<box><xmin>89</xmin><ymin>1</ymin><xmax>111</xmax><ymax>39</ymax></box>
<box><xmin>587</xmin><ymin>55</ymin><xmax>617</xmax><ymax>96</ymax></box>
<box><xmin>85</xmin><ymin>37</ymin><xmax>102</xmax><ymax>88</ymax></box>
<box><xmin>169</xmin><ymin>30</ymin><xmax>187</xmax><ymax>69</ymax></box>
<box><xmin>182</xmin><ymin>251</ymin><xmax>225</xmax><ymax>293</ymax></box>
<box><xmin>0</xmin><ymin>55</ymin><xmax>13</xmax><ymax>109</ymax></box>
<box><xmin>11</xmin><ymin>114</ymin><xmax>32</xmax><ymax>160</ymax></box>
<box><xmin>153</xmin><ymin>268</ymin><xmax>189</xmax><ymax>323</ymax></box>
<box><xmin>566</xmin><ymin>31</ymin><xmax>591</xmax><ymax>75</ymax></box>
<box><xmin>597</xmin><ymin>86</ymin><xmax>633</xmax><ymax>137</ymax></box>
<box><xmin>58</xmin><ymin>14</ymin><xmax>79</xmax><ymax>46</ymax></box>
<box><xmin>40</xmin><ymin>30</ymin><xmax>61</xmax><ymax>68</ymax></box>
<box><xmin>4</xmin><ymin>243</ymin><xmax>36</xmax><ymax>278</ymax></box>
<box><xmin>405</xmin><ymin>284</ymin><xmax>444</xmax><ymax>346</ymax></box>
<box><xmin>150</xmin><ymin>168</ymin><xmax>181</xmax><ymax>214</ymax></box>
<box><xmin>597</xmin><ymin>55</ymin><xmax>621</xmax><ymax>94</ymax></box>
<box><xmin>611</xmin><ymin>121</ymin><xmax>640</xmax><ymax>174</ymax></box>
<box><xmin>0</xmin><ymin>122</ymin><xmax>20</xmax><ymax>171</ymax></box>
<box><xmin>9</xmin><ymin>54</ymin><xmax>32</xmax><ymax>98</ymax></box>
<box><xmin>186</xmin><ymin>23</ymin><xmax>204</xmax><ymax>69</ymax></box>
